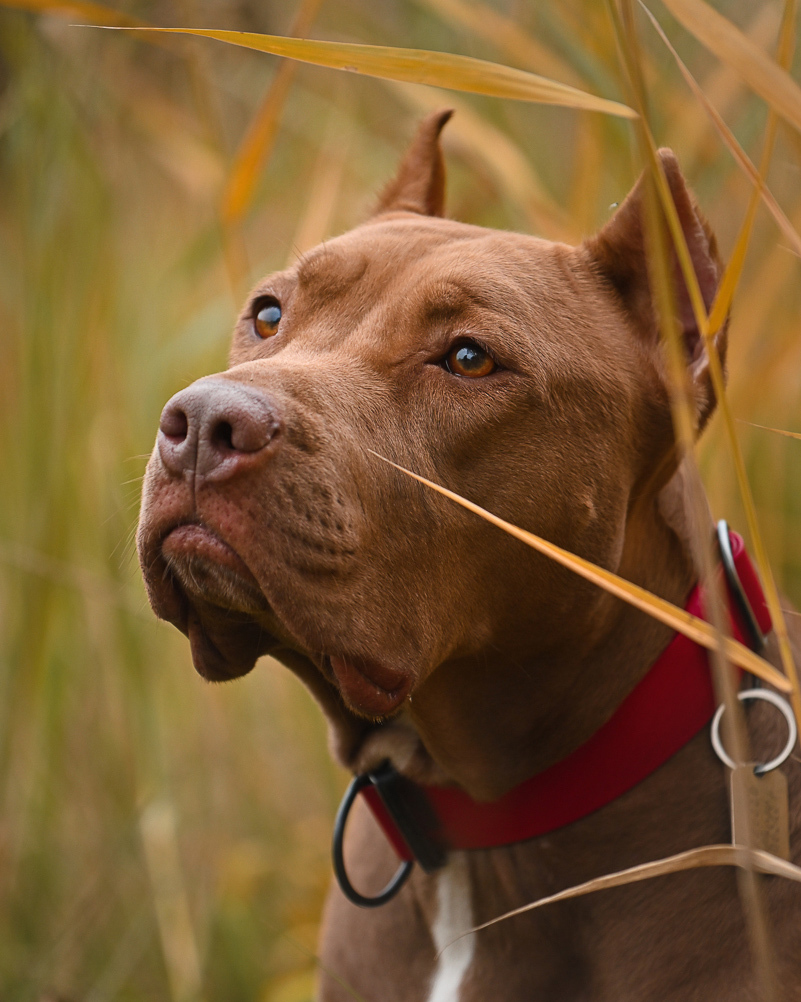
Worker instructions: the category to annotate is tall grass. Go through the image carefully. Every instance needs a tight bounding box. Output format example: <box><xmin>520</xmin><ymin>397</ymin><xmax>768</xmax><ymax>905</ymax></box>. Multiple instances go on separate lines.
<box><xmin>0</xmin><ymin>1</ymin><xmax>800</xmax><ymax>999</ymax></box>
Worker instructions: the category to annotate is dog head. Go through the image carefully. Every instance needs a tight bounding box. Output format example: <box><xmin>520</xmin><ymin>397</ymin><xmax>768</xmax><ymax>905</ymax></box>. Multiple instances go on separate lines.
<box><xmin>137</xmin><ymin>111</ymin><xmax>725</xmax><ymax>779</ymax></box>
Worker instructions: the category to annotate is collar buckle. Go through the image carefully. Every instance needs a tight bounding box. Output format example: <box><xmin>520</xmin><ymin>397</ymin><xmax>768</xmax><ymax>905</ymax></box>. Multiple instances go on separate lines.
<box><xmin>332</xmin><ymin>761</ymin><xmax>446</xmax><ymax>908</ymax></box>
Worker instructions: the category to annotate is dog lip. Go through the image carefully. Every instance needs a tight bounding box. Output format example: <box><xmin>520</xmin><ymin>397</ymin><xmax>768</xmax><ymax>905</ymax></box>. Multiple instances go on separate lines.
<box><xmin>162</xmin><ymin>523</ymin><xmax>258</xmax><ymax>586</ymax></box>
<box><xmin>328</xmin><ymin>654</ymin><xmax>412</xmax><ymax>717</ymax></box>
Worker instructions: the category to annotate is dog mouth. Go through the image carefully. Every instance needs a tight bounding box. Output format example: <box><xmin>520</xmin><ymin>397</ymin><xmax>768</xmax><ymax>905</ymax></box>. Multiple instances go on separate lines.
<box><xmin>324</xmin><ymin>654</ymin><xmax>413</xmax><ymax>718</ymax></box>
<box><xmin>145</xmin><ymin>523</ymin><xmax>277</xmax><ymax>681</ymax></box>
<box><xmin>162</xmin><ymin>523</ymin><xmax>268</xmax><ymax>616</ymax></box>
<box><xmin>146</xmin><ymin>522</ymin><xmax>415</xmax><ymax>714</ymax></box>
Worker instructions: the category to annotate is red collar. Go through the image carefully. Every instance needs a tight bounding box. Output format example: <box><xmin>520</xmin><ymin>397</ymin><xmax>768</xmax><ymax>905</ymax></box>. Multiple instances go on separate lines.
<box><xmin>358</xmin><ymin>531</ymin><xmax>771</xmax><ymax>869</ymax></box>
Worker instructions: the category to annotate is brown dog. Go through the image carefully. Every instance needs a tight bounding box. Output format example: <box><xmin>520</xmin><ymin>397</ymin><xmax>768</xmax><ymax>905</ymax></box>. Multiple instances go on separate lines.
<box><xmin>138</xmin><ymin>111</ymin><xmax>801</xmax><ymax>1000</ymax></box>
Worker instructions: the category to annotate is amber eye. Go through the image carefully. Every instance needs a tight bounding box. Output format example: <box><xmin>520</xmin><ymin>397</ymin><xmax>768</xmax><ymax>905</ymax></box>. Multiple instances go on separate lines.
<box><xmin>444</xmin><ymin>342</ymin><xmax>496</xmax><ymax>378</ymax></box>
<box><xmin>253</xmin><ymin>297</ymin><xmax>282</xmax><ymax>338</ymax></box>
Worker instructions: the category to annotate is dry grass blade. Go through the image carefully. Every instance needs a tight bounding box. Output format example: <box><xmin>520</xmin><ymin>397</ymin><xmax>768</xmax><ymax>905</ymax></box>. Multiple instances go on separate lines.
<box><xmin>612</xmin><ymin>9</ymin><xmax>791</xmax><ymax>990</ymax></box>
<box><xmin>412</xmin><ymin>0</ymin><xmax>583</xmax><ymax>86</ymax></box>
<box><xmin>0</xmin><ymin>0</ymin><xmax>143</xmax><ymax>24</ymax></box>
<box><xmin>611</xmin><ymin>1</ymin><xmax>751</xmax><ymax>798</ymax></box>
<box><xmin>660</xmin><ymin>0</ymin><xmax>801</xmax><ymax>137</ymax></box>
<box><xmin>443</xmin><ymin>845</ymin><xmax>801</xmax><ymax>947</ymax></box>
<box><xmin>372</xmin><ymin>455</ymin><xmax>790</xmax><ymax>690</ymax></box>
<box><xmin>220</xmin><ymin>0</ymin><xmax>325</xmax><ymax>227</ymax></box>
<box><xmin>640</xmin><ymin>2</ymin><xmax>801</xmax><ymax>260</ymax></box>
<box><xmin>742</xmin><ymin>422</ymin><xmax>801</xmax><ymax>442</ymax></box>
<box><xmin>617</xmin><ymin>3</ymin><xmax>801</xmax><ymax>739</ymax></box>
<box><xmin>707</xmin><ymin>0</ymin><xmax>797</xmax><ymax>336</ymax></box>
<box><xmin>92</xmin><ymin>27</ymin><xmax>637</xmax><ymax>118</ymax></box>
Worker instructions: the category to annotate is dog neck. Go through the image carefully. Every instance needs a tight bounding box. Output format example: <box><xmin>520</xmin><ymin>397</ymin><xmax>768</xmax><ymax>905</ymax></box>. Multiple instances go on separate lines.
<box><xmin>399</xmin><ymin>463</ymin><xmax>704</xmax><ymax>802</ymax></box>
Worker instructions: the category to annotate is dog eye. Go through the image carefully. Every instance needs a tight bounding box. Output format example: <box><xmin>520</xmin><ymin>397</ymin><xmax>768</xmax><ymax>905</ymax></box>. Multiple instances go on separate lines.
<box><xmin>444</xmin><ymin>342</ymin><xmax>496</xmax><ymax>378</ymax></box>
<box><xmin>253</xmin><ymin>297</ymin><xmax>282</xmax><ymax>338</ymax></box>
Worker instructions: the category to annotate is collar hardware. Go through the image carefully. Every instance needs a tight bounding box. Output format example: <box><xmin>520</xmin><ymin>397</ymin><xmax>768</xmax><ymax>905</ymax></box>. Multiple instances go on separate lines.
<box><xmin>333</xmin><ymin>524</ymin><xmax>773</xmax><ymax>908</ymax></box>
<box><xmin>717</xmin><ymin>519</ymin><xmax>766</xmax><ymax>653</ymax></box>
<box><xmin>711</xmin><ymin>688</ymin><xmax>797</xmax><ymax>776</ymax></box>
<box><xmin>332</xmin><ymin>766</ymin><xmax>415</xmax><ymax>908</ymax></box>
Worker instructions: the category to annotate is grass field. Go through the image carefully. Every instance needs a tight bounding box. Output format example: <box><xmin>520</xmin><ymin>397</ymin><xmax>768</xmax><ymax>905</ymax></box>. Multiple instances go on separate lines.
<box><xmin>1</xmin><ymin>0</ymin><xmax>800</xmax><ymax>999</ymax></box>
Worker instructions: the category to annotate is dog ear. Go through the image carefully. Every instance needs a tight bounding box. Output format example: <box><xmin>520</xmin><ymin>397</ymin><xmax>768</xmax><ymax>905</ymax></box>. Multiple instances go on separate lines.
<box><xmin>376</xmin><ymin>108</ymin><xmax>454</xmax><ymax>217</ymax></box>
<box><xmin>587</xmin><ymin>150</ymin><xmax>726</xmax><ymax>431</ymax></box>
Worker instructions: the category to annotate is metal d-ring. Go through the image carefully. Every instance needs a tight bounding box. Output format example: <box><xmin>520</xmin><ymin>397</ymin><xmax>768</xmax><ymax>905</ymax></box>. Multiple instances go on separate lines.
<box><xmin>711</xmin><ymin>689</ymin><xmax>798</xmax><ymax>775</ymax></box>
<box><xmin>717</xmin><ymin>520</ymin><xmax>766</xmax><ymax>654</ymax></box>
<box><xmin>332</xmin><ymin>771</ymin><xmax>414</xmax><ymax>908</ymax></box>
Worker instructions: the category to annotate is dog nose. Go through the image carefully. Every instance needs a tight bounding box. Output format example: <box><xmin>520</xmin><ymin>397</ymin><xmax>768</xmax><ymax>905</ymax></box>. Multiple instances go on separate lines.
<box><xmin>157</xmin><ymin>378</ymin><xmax>282</xmax><ymax>478</ymax></box>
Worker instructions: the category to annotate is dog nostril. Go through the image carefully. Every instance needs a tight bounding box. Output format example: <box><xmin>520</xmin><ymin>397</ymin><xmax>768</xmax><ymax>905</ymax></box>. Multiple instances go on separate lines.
<box><xmin>219</xmin><ymin>415</ymin><xmax>277</xmax><ymax>453</ymax></box>
<box><xmin>160</xmin><ymin>407</ymin><xmax>188</xmax><ymax>441</ymax></box>
<box><xmin>210</xmin><ymin>420</ymin><xmax>235</xmax><ymax>452</ymax></box>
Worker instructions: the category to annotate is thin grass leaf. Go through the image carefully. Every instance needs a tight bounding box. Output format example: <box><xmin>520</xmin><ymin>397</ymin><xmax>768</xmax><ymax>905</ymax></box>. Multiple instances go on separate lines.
<box><xmin>220</xmin><ymin>0</ymin><xmax>325</xmax><ymax>227</ymax></box>
<box><xmin>707</xmin><ymin>0</ymin><xmax>797</xmax><ymax>336</ymax></box>
<box><xmin>444</xmin><ymin>845</ymin><xmax>801</xmax><ymax>945</ymax></box>
<box><xmin>412</xmin><ymin>0</ymin><xmax>584</xmax><ymax>87</ymax></box>
<box><xmin>741</xmin><ymin>422</ymin><xmax>801</xmax><ymax>442</ymax></box>
<box><xmin>640</xmin><ymin>2</ymin><xmax>801</xmax><ymax>260</ymax></box>
<box><xmin>611</xmin><ymin>1</ymin><xmax>750</xmax><ymax>793</ymax></box>
<box><xmin>91</xmin><ymin>27</ymin><xmax>637</xmax><ymax>118</ymax></box>
<box><xmin>617</xmin><ymin>3</ymin><xmax>801</xmax><ymax>737</ymax></box>
<box><xmin>373</xmin><ymin>454</ymin><xmax>790</xmax><ymax>691</ymax></box>
<box><xmin>660</xmin><ymin>0</ymin><xmax>801</xmax><ymax>138</ymax></box>
<box><xmin>612</xmin><ymin>17</ymin><xmax>799</xmax><ymax>980</ymax></box>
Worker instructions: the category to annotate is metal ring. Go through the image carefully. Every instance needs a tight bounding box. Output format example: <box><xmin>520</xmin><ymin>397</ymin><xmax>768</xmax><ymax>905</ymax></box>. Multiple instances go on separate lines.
<box><xmin>332</xmin><ymin>772</ymin><xmax>414</xmax><ymax>908</ymax></box>
<box><xmin>716</xmin><ymin>520</ymin><xmax>765</xmax><ymax>654</ymax></box>
<box><xmin>710</xmin><ymin>689</ymin><xmax>798</xmax><ymax>775</ymax></box>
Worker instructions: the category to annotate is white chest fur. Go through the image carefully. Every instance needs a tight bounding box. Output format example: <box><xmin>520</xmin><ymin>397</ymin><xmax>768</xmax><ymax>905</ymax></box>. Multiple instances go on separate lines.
<box><xmin>427</xmin><ymin>852</ymin><xmax>477</xmax><ymax>1002</ymax></box>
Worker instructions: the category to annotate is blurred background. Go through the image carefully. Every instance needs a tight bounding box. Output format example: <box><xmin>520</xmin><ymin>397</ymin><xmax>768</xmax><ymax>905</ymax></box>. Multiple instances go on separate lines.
<box><xmin>0</xmin><ymin>0</ymin><xmax>799</xmax><ymax>999</ymax></box>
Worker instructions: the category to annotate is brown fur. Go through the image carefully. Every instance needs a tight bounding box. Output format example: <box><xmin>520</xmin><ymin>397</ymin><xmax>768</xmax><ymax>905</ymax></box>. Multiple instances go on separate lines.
<box><xmin>137</xmin><ymin>112</ymin><xmax>801</xmax><ymax>1000</ymax></box>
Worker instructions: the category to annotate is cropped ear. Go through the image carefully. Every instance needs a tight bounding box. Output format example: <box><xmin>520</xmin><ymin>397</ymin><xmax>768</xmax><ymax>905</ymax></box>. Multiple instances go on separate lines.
<box><xmin>375</xmin><ymin>108</ymin><xmax>454</xmax><ymax>217</ymax></box>
<box><xmin>586</xmin><ymin>149</ymin><xmax>726</xmax><ymax>431</ymax></box>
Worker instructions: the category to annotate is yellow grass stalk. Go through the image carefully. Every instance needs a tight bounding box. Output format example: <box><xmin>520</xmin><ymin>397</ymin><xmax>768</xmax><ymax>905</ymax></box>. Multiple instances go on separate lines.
<box><xmin>372</xmin><ymin>455</ymin><xmax>790</xmax><ymax>692</ymax></box>
<box><xmin>708</xmin><ymin>0</ymin><xmax>797</xmax><ymax>337</ymax></box>
<box><xmin>743</xmin><ymin>422</ymin><xmax>801</xmax><ymax>443</ymax></box>
<box><xmin>411</xmin><ymin>0</ymin><xmax>584</xmax><ymax>87</ymax></box>
<box><xmin>669</xmin><ymin>5</ymin><xmax>781</xmax><ymax>171</ymax></box>
<box><xmin>447</xmin><ymin>845</ymin><xmax>801</xmax><ymax>945</ymax></box>
<box><xmin>219</xmin><ymin>0</ymin><xmax>325</xmax><ymax>298</ymax></box>
<box><xmin>660</xmin><ymin>0</ymin><xmax>801</xmax><ymax>137</ymax></box>
<box><xmin>617</xmin><ymin>3</ymin><xmax>801</xmax><ymax>738</ymax></box>
<box><xmin>615</xmin><ymin>5</ymin><xmax>790</xmax><ymax>992</ymax></box>
<box><xmin>93</xmin><ymin>27</ymin><xmax>637</xmax><ymax>119</ymax></box>
<box><xmin>220</xmin><ymin>0</ymin><xmax>325</xmax><ymax>228</ymax></box>
<box><xmin>640</xmin><ymin>3</ymin><xmax>801</xmax><ymax>259</ymax></box>
<box><xmin>609</xmin><ymin>0</ymin><xmax>740</xmax><ymax>752</ymax></box>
